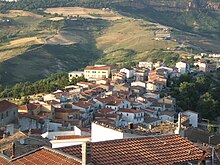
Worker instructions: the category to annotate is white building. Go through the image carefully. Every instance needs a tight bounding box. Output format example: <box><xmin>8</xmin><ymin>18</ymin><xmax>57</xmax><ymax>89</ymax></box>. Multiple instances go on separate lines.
<box><xmin>91</xmin><ymin>122</ymin><xmax>145</xmax><ymax>142</ymax></box>
<box><xmin>117</xmin><ymin>109</ymin><xmax>145</xmax><ymax>125</ymax></box>
<box><xmin>183</xmin><ymin>110</ymin><xmax>198</xmax><ymax>128</ymax></box>
<box><xmin>131</xmin><ymin>81</ymin><xmax>146</xmax><ymax>88</ymax></box>
<box><xmin>175</xmin><ymin>62</ymin><xmax>190</xmax><ymax>74</ymax></box>
<box><xmin>143</xmin><ymin>92</ymin><xmax>160</xmax><ymax>100</ymax></box>
<box><xmin>138</xmin><ymin>62</ymin><xmax>153</xmax><ymax>70</ymax></box>
<box><xmin>146</xmin><ymin>82</ymin><xmax>163</xmax><ymax>92</ymax></box>
<box><xmin>120</xmin><ymin>68</ymin><xmax>135</xmax><ymax>79</ymax></box>
<box><xmin>84</xmin><ymin>65</ymin><xmax>111</xmax><ymax>80</ymax></box>
<box><xmin>159</xmin><ymin>111</ymin><xmax>175</xmax><ymax>123</ymax></box>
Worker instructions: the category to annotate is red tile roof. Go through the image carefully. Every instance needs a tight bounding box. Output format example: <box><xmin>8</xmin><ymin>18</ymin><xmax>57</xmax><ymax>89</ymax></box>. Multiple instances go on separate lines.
<box><xmin>72</xmin><ymin>101</ymin><xmax>91</xmax><ymax>109</ymax></box>
<box><xmin>0</xmin><ymin>157</ymin><xmax>9</xmax><ymax>165</ymax></box>
<box><xmin>96</xmin><ymin>96</ymin><xmax>124</xmax><ymax>106</ymax></box>
<box><xmin>0</xmin><ymin>100</ymin><xmax>17</xmax><ymax>113</ymax></box>
<box><xmin>54</xmin><ymin>108</ymin><xmax>81</xmax><ymax>114</ymax></box>
<box><xmin>6</xmin><ymin>147</ymin><xmax>81</xmax><ymax>165</ymax></box>
<box><xmin>85</xmin><ymin>66</ymin><xmax>110</xmax><ymax>70</ymax></box>
<box><xmin>99</xmin><ymin>108</ymin><xmax>114</xmax><ymax>114</ymax></box>
<box><xmin>55</xmin><ymin>135</ymin><xmax>91</xmax><ymax>140</ymax></box>
<box><xmin>19</xmin><ymin>103</ymin><xmax>40</xmax><ymax>112</ymax></box>
<box><xmin>60</xmin><ymin>135</ymin><xmax>207</xmax><ymax>165</ymax></box>
<box><xmin>118</xmin><ymin>108</ymin><xmax>144</xmax><ymax>113</ymax></box>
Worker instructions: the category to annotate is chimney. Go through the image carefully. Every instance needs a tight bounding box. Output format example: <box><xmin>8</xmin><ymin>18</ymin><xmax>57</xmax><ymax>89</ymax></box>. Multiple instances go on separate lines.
<box><xmin>128</xmin><ymin>122</ymin><xmax>133</xmax><ymax>129</ymax></box>
<box><xmin>175</xmin><ymin>112</ymin><xmax>182</xmax><ymax>135</ymax></box>
<box><xmin>11</xmin><ymin>142</ymin><xmax>15</xmax><ymax>159</ymax></box>
<box><xmin>82</xmin><ymin>141</ymin><xmax>92</xmax><ymax>165</ymax></box>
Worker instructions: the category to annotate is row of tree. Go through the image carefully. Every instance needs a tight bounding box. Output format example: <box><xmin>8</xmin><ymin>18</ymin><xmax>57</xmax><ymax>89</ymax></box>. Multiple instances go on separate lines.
<box><xmin>0</xmin><ymin>72</ymin><xmax>86</xmax><ymax>99</ymax></box>
<box><xmin>0</xmin><ymin>0</ymin><xmax>116</xmax><ymax>11</ymax></box>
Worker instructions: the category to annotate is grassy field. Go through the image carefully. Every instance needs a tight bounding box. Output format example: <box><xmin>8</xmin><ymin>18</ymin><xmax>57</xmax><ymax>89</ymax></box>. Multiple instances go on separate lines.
<box><xmin>44</xmin><ymin>7</ymin><xmax>122</xmax><ymax>21</ymax></box>
<box><xmin>96</xmin><ymin>18</ymin><xmax>178</xmax><ymax>65</ymax></box>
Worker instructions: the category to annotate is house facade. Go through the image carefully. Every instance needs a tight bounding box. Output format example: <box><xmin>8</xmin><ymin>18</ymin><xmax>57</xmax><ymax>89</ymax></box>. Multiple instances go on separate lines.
<box><xmin>0</xmin><ymin>100</ymin><xmax>18</xmax><ymax>126</ymax></box>
<box><xmin>120</xmin><ymin>68</ymin><xmax>135</xmax><ymax>79</ymax></box>
<box><xmin>117</xmin><ymin>109</ymin><xmax>145</xmax><ymax>125</ymax></box>
<box><xmin>84</xmin><ymin>65</ymin><xmax>111</xmax><ymax>80</ymax></box>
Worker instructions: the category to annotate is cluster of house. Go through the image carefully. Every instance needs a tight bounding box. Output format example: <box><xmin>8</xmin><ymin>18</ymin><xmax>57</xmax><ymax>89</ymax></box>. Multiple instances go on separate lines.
<box><xmin>0</xmin><ymin>60</ymin><xmax>220</xmax><ymax>164</ymax></box>
<box><xmin>181</xmin><ymin>52</ymin><xmax>220</xmax><ymax>73</ymax></box>
<box><xmin>0</xmin><ymin>60</ymin><xmax>203</xmax><ymax>135</ymax></box>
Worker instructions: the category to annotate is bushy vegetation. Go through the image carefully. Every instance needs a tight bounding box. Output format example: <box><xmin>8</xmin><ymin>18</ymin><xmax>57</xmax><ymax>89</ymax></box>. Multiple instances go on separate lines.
<box><xmin>171</xmin><ymin>73</ymin><xmax>220</xmax><ymax>121</ymax></box>
<box><xmin>0</xmin><ymin>72</ymin><xmax>86</xmax><ymax>99</ymax></box>
<box><xmin>0</xmin><ymin>0</ymin><xmax>115</xmax><ymax>11</ymax></box>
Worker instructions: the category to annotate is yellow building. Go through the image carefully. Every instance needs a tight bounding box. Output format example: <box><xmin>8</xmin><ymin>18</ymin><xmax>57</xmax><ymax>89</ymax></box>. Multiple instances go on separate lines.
<box><xmin>84</xmin><ymin>65</ymin><xmax>111</xmax><ymax>80</ymax></box>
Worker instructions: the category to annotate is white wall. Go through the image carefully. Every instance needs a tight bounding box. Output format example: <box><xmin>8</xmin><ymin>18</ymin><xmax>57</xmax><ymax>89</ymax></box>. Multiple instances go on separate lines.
<box><xmin>50</xmin><ymin>138</ymin><xmax>91</xmax><ymax>148</ymax></box>
<box><xmin>120</xmin><ymin>68</ymin><xmax>134</xmax><ymax>78</ymax></box>
<box><xmin>92</xmin><ymin>122</ymin><xmax>123</xmax><ymax>142</ymax></box>
<box><xmin>183</xmin><ymin>111</ymin><xmax>198</xmax><ymax>127</ymax></box>
<box><xmin>131</xmin><ymin>81</ymin><xmax>146</xmax><ymax>88</ymax></box>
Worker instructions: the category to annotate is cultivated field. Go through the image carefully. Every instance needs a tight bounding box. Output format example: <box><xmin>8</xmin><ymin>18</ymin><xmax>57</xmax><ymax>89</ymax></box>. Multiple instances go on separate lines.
<box><xmin>0</xmin><ymin>10</ymin><xmax>43</xmax><ymax>18</ymax></box>
<box><xmin>7</xmin><ymin>37</ymin><xmax>44</xmax><ymax>48</ymax></box>
<box><xmin>44</xmin><ymin>7</ymin><xmax>122</xmax><ymax>20</ymax></box>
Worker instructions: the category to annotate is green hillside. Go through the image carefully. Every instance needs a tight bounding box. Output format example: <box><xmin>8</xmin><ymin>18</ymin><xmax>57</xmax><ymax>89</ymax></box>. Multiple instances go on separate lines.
<box><xmin>1</xmin><ymin>0</ymin><xmax>220</xmax><ymax>85</ymax></box>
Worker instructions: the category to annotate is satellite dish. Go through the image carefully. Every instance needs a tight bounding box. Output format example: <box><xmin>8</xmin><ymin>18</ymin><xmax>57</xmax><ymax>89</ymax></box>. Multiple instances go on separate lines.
<box><xmin>19</xmin><ymin>138</ymin><xmax>25</xmax><ymax>145</ymax></box>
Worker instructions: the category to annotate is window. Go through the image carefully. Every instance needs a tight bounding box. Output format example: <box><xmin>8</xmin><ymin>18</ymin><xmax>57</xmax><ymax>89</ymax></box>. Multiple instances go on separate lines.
<box><xmin>1</xmin><ymin>113</ymin><xmax>3</xmax><ymax>119</ymax></box>
<box><xmin>92</xmin><ymin>71</ymin><xmax>96</xmax><ymax>73</ymax></box>
<box><xmin>102</xmin><ymin>71</ymin><xmax>106</xmax><ymax>73</ymax></box>
<box><xmin>6</xmin><ymin>111</ymin><xmax>8</xmax><ymax>117</ymax></box>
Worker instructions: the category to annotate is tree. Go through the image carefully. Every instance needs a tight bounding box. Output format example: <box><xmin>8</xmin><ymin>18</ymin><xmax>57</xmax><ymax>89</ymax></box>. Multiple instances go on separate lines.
<box><xmin>197</xmin><ymin>92</ymin><xmax>220</xmax><ymax>121</ymax></box>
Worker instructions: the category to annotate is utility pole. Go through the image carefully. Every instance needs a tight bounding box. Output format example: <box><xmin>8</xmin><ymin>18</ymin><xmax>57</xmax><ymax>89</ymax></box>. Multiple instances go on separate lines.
<box><xmin>209</xmin><ymin>134</ymin><xmax>215</xmax><ymax>165</ymax></box>
<box><xmin>211</xmin><ymin>146</ymin><xmax>214</xmax><ymax>165</ymax></box>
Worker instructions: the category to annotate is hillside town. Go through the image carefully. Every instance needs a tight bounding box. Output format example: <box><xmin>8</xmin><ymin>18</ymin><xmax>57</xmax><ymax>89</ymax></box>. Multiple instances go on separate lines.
<box><xmin>0</xmin><ymin>52</ymin><xmax>220</xmax><ymax>164</ymax></box>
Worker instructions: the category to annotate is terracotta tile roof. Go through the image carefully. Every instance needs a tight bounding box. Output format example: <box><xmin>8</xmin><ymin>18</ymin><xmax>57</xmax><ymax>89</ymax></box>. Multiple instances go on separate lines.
<box><xmin>118</xmin><ymin>108</ymin><xmax>144</xmax><ymax>113</ymax></box>
<box><xmin>19</xmin><ymin>103</ymin><xmax>40</xmax><ymax>112</ymax></box>
<box><xmin>77</xmin><ymin>127</ymin><xmax>91</xmax><ymax>133</ymax></box>
<box><xmin>95</xmin><ymin>118</ymin><xmax>115</xmax><ymax>125</ymax></box>
<box><xmin>55</xmin><ymin>135</ymin><xmax>91</xmax><ymax>140</ymax></box>
<box><xmin>105</xmin><ymin>114</ymin><xmax>118</xmax><ymax>118</ymax></box>
<box><xmin>11</xmin><ymin>147</ymin><xmax>81</xmax><ymax>165</ymax></box>
<box><xmin>54</xmin><ymin>108</ymin><xmax>81</xmax><ymax>114</ymax></box>
<box><xmin>85</xmin><ymin>65</ymin><xmax>110</xmax><ymax>70</ymax></box>
<box><xmin>0</xmin><ymin>100</ymin><xmax>17</xmax><ymax>113</ymax></box>
<box><xmin>72</xmin><ymin>101</ymin><xmax>91</xmax><ymax>109</ymax></box>
<box><xmin>22</xmin><ymin>129</ymin><xmax>43</xmax><ymax>135</ymax></box>
<box><xmin>60</xmin><ymin>135</ymin><xmax>207</xmax><ymax>165</ymax></box>
<box><xmin>99</xmin><ymin>108</ymin><xmax>114</xmax><ymax>114</ymax></box>
<box><xmin>0</xmin><ymin>156</ymin><xmax>9</xmax><ymax>165</ymax></box>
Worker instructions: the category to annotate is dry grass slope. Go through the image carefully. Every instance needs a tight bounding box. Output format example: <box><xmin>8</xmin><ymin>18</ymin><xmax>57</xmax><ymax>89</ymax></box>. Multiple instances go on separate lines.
<box><xmin>44</xmin><ymin>7</ymin><xmax>122</xmax><ymax>20</ymax></box>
